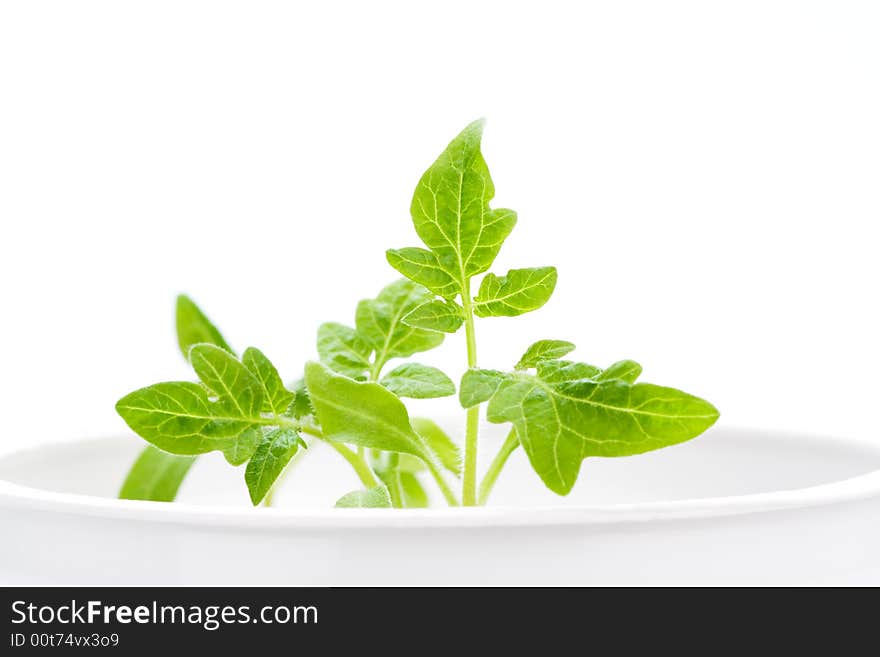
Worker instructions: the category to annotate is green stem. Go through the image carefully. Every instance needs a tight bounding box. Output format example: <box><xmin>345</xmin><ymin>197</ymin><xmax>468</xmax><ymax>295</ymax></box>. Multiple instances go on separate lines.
<box><xmin>327</xmin><ymin>442</ymin><xmax>380</xmax><ymax>489</ymax></box>
<box><xmin>478</xmin><ymin>429</ymin><xmax>519</xmax><ymax>505</ymax></box>
<box><xmin>461</xmin><ymin>280</ymin><xmax>480</xmax><ymax>507</ymax></box>
<box><xmin>386</xmin><ymin>453</ymin><xmax>403</xmax><ymax>507</ymax></box>
<box><xmin>425</xmin><ymin>459</ymin><xmax>461</xmax><ymax>506</ymax></box>
<box><xmin>299</xmin><ymin>422</ymin><xmax>379</xmax><ymax>489</ymax></box>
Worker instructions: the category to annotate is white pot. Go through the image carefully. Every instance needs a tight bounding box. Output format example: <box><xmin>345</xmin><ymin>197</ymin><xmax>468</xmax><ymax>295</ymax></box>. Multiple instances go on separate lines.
<box><xmin>1</xmin><ymin>425</ymin><xmax>879</xmax><ymax>585</ymax></box>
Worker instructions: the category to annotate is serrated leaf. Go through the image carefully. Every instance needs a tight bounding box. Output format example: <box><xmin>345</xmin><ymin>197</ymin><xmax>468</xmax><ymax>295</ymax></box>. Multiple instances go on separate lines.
<box><xmin>380</xmin><ymin>363</ymin><xmax>455</xmax><ymax>399</ymax></box>
<box><xmin>119</xmin><ymin>446</ymin><xmax>195</xmax><ymax>502</ymax></box>
<box><xmin>536</xmin><ymin>360</ymin><xmax>602</xmax><ymax>384</ymax></box>
<box><xmin>516</xmin><ymin>339</ymin><xmax>576</xmax><ymax>370</ymax></box>
<box><xmin>116</xmin><ymin>381</ymin><xmax>258</xmax><ymax>454</ymax></box>
<box><xmin>189</xmin><ymin>344</ymin><xmax>265</xmax><ymax>421</ymax></box>
<box><xmin>355</xmin><ymin>279</ymin><xmax>444</xmax><ymax>368</ymax></box>
<box><xmin>316</xmin><ymin>322</ymin><xmax>372</xmax><ymax>379</ymax></box>
<box><xmin>242</xmin><ymin>347</ymin><xmax>295</xmax><ymax>415</ymax></box>
<box><xmin>221</xmin><ymin>427</ymin><xmax>262</xmax><ymax>466</ymax></box>
<box><xmin>244</xmin><ymin>427</ymin><xmax>300</xmax><ymax>505</ymax></box>
<box><xmin>304</xmin><ymin>361</ymin><xmax>432</xmax><ymax>462</ymax></box>
<box><xmin>402</xmin><ymin>299</ymin><xmax>464</xmax><ymax>333</ymax></box>
<box><xmin>176</xmin><ymin>295</ymin><xmax>233</xmax><ymax>358</ymax></box>
<box><xmin>473</xmin><ymin>267</ymin><xmax>557</xmax><ymax>318</ymax></box>
<box><xmin>386</xmin><ymin>247</ymin><xmax>459</xmax><ymax>300</ymax></box>
<box><xmin>597</xmin><ymin>360</ymin><xmax>643</xmax><ymax>384</ymax></box>
<box><xmin>287</xmin><ymin>377</ymin><xmax>314</xmax><ymax>419</ymax></box>
<box><xmin>403</xmin><ymin>119</ymin><xmax>517</xmax><ymax>292</ymax></box>
<box><xmin>335</xmin><ymin>486</ymin><xmax>393</xmax><ymax>509</ymax></box>
<box><xmin>411</xmin><ymin>417</ymin><xmax>461</xmax><ymax>476</ymax></box>
<box><xmin>486</xmin><ymin>375</ymin><xmax>720</xmax><ymax>495</ymax></box>
<box><xmin>459</xmin><ymin>368</ymin><xmax>510</xmax><ymax>408</ymax></box>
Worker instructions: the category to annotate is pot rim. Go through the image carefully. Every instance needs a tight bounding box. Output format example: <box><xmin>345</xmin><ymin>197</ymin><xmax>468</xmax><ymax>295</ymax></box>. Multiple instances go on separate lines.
<box><xmin>2</xmin><ymin>426</ymin><xmax>879</xmax><ymax>530</ymax></box>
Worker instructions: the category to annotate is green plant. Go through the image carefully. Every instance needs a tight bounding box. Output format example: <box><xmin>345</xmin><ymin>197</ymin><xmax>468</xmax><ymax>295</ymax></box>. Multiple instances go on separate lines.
<box><xmin>116</xmin><ymin>120</ymin><xmax>720</xmax><ymax>508</ymax></box>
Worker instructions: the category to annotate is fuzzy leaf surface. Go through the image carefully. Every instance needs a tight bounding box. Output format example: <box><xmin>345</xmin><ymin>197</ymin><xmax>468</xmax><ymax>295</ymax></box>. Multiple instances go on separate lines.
<box><xmin>189</xmin><ymin>344</ymin><xmax>264</xmax><ymax>421</ymax></box>
<box><xmin>176</xmin><ymin>295</ymin><xmax>233</xmax><ymax>358</ymax></box>
<box><xmin>386</xmin><ymin>248</ymin><xmax>459</xmax><ymax>299</ymax></box>
<box><xmin>287</xmin><ymin>378</ymin><xmax>315</xmax><ymax>419</ymax></box>
<box><xmin>411</xmin><ymin>417</ymin><xmax>461</xmax><ymax>476</ymax></box>
<box><xmin>535</xmin><ymin>360</ymin><xmax>603</xmax><ymax>384</ymax></box>
<box><xmin>516</xmin><ymin>340</ymin><xmax>576</xmax><ymax>370</ymax></box>
<box><xmin>459</xmin><ymin>368</ymin><xmax>510</xmax><ymax>408</ymax></box>
<box><xmin>335</xmin><ymin>486</ymin><xmax>393</xmax><ymax>508</ymax></box>
<box><xmin>316</xmin><ymin>322</ymin><xmax>372</xmax><ymax>379</ymax></box>
<box><xmin>116</xmin><ymin>381</ymin><xmax>258</xmax><ymax>454</ymax></box>
<box><xmin>380</xmin><ymin>363</ymin><xmax>455</xmax><ymax>399</ymax></box>
<box><xmin>474</xmin><ymin>267</ymin><xmax>557</xmax><ymax>318</ymax></box>
<box><xmin>398</xmin><ymin>120</ymin><xmax>517</xmax><ymax>294</ymax></box>
<box><xmin>597</xmin><ymin>360</ymin><xmax>643</xmax><ymax>384</ymax></box>
<box><xmin>487</xmin><ymin>374</ymin><xmax>720</xmax><ymax>495</ymax></box>
<box><xmin>402</xmin><ymin>299</ymin><xmax>464</xmax><ymax>333</ymax></box>
<box><xmin>221</xmin><ymin>427</ymin><xmax>262</xmax><ymax>466</ymax></box>
<box><xmin>304</xmin><ymin>361</ymin><xmax>432</xmax><ymax>462</ymax></box>
<box><xmin>355</xmin><ymin>279</ymin><xmax>443</xmax><ymax>367</ymax></box>
<box><xmin>242</xmin><ymin>347</ymin><xmax>295</xmax><ymax>415</ymax></box>
<box><xmin>244</xmin><ymin>428</ymin><xmax>300</xmax><ymax>505</ymax></box>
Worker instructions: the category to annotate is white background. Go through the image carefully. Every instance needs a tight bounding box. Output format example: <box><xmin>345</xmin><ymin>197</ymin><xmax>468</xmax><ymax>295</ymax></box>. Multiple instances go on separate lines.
<box><xmin>1</xmin><ymin>1</ymin><xmax>878</xmax><ymax>453</ymax></box>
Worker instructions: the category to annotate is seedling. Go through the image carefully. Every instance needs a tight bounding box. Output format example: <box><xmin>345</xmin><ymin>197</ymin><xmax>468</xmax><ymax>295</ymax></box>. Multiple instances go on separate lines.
<box><xmin>116</xmin><ymin>120</ymin><xmax>719</xmax><ymax>508</ymax></box>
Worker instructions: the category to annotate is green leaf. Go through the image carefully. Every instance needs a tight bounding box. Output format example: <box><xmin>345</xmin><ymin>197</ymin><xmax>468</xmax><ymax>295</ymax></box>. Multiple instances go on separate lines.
<box><xmin>221</xmin><ymin>427</ymin><xmax>262</xmax><ymax>466</ymax></box>
<box><xmin>401</xmin><ymin>119</ymin><xmax>517</xmax><ymax>292</ymax></box>
<box><xmin>486</xmin><ymin>375</ymin><xmax>720</xmax><ymax>495</ymax></box>
<box><xmin>386</xmin><ymin>248</ymin><xmax>459</xmax><ymax>300</ymax></box>
<box><xmin>398</xmin><ymin>473</ymin><xmax>429</xmax><ymax>508</ymax></box>
<box><xmin>335</xmin><ymin>486</ymin><xmax>393</xmax><ymax>508</ymax></box>
<box><xmin>459</xmin><ymin>368</ymin><xmax>510</xmax><ymax>408</ymax></box>
<box><xmin>304</xmin><ymin>361</ymin><xmax>432</xmax><ymax>462</ymax></box>
<box><xmin>116</xmin><ymin>381</ymin><xmax>257</xmax><ymax>454</ymax></box>
<box><xmin>244</xmin><ymin>427</ymin><xmax>300</xmax><ymax>505</ymax></box>
<box><xmin>119</xmin><ymin>445</ymin><xmax>195</xmax><ymax>502</ymax></box>
<box><xmin>402</xmin><ymin>299</ymin><xmax>464</xmax><ymax>333</ymax></box>
<box><xmin>176</xmin><ymin>294</ymin><xmax>233</xmax><ymax>358</ymax></box>
<box><xmin>316</xmin><ymin>322</ymin><xmax>372</xmax><ymax>379</ymax></box>
<box><xmin>380</xmin><ymin>363</ymin><xmax>455</xmax><ymax>399</ymax></box>
<box><xmin>411</xmin><ymin>417</ymin><xmax>461</xmax><ymax>476</ymax></box>
<box><xmin>355</xmin><ymin>279</ymin><xmax>444</xmax><ymax>368</ymax></box>
<box><xmin>516</xmin><ymin>339</ymin><xmax>576</xmax><ymax>370</ymax></box>
<box><xmin>597</xmin><ymin>360</ymin><xmax>643</xmax><ymax>384</ymax></box>
<box><xmin>242</xmin><ymin>347</ymin><xmax>295</xmax><ymax>415</ymax></box>
<box><xmin>536</xmin><ymin>359</ymin><xmax>602</xmax><ymax>383</ymax></box>
<box><xmin>287</xmin><ymin>377</ymin><xmax>314</xmax><ymax>419</ymax></box>
<box><xmin>473</xmin><ymin>267</ymin><xmax>558</xmax><ymax>318</ymax></box>
<box><xmin>370</xmin><ymin>449</ymin><xmax>425</xmax><ymax>475</ymax></box>
<box><xmin>370</xmin><ymin>451</ymin><xmax>431</xmax><ymax>508</ymax></box>
<box><xmin>189</xmin><ymin>344</ymin><xmax>265</xmax><ymax>420</ymax></box>
<box><xmin>397</xmin><ymin>454</ymin><xmax>427</xmax><ymax>473</ymax></box>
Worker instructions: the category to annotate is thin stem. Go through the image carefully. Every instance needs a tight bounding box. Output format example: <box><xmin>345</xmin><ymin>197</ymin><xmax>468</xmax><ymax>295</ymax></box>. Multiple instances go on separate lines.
<box><xmin>478</xmin><ymin>429</ymin><xmax>519</xmax><ymax>505</ymax></box>
<box><xmin>461</xmin><ymin>279</ymin><xmax>480</xmax><ymax>507</ymax></box>
<box><xmin>298</xmin><ymin>422</ymin><xmax>379</xmax><ymax>489</ymax></box>
<box><xmin>385</xmin><ymin>453</ymin><xmax>403</xmax><ymax>507</ymax></box>
<box><xmin>327</xmin><ymin>442</ymin><xmax>380</xmax><ymax>488</ymax></box>
<box><xmin>425</xmin><ymin>459</ymin><xmax>461</xmax><ymax>506</ymax></box>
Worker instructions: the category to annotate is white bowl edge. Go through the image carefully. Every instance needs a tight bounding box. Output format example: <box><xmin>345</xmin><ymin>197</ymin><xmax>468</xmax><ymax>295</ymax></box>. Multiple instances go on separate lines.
<box><xmin>2</xmin><ymin>426</ymin><xmax>880</xmax><ymax>530</ymax></box>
